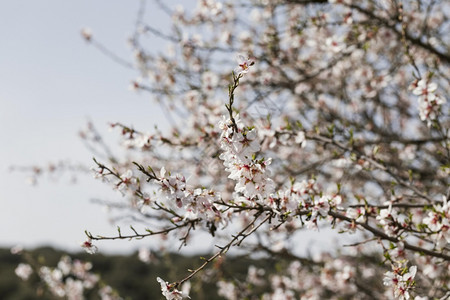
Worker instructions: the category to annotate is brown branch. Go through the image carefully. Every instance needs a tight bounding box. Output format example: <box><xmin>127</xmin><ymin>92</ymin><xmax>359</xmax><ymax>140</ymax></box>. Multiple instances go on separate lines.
<box><xmin>177</xmin><ymin>212</ymin><xmax>271</xmax><ymax>287</ymax></box>
<box><xmin>329</xmin><ymin>211</ymin><xmax>450</xmax><ymax>261</ymax></box>
<box><xmin>307</xmin><ymin>133</ymin><xmax>435</xmax><ymax>203</ymax></box>
<box><xmin>348</xmin><ymin>3</ymin><xmax>450</xmax><ymax>64</ymax></box>
<box><xmin>85</xmin><ymin>219</ymin><xmax>199</xmax><ymax>241</ymax></box>
<box><xmin>282</xmin><ymin>0</ymin><xmax>449</xmax><ymax>63</ymax></box>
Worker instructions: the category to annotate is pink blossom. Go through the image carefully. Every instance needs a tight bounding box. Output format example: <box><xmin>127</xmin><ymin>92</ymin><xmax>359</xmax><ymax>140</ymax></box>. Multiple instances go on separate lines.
<box><xmin>81</xmin><ymin>238</ymin><xmax>98</xmax><ymax>254</ymax></box>
<box><xmin>157</xmin><ymin>277</ymin><xmax>187</xmax><ymax>300</ymax></box>
<box><xmin>234</xmin><ymin>54</ymin><xmax>255</xmax><ymax>75</ymax></box>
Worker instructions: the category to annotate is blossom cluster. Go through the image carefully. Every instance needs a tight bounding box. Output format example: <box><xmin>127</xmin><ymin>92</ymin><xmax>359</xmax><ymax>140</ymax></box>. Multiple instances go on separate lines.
<box><xmin>38</xmin><ymin>256</ymin><xmax>100</xmax><ymax>299</ymax></box>
<box><xmin>422</xmin><ymin>196</ymin><xmax>450</xmax><ymax>248</ymax></box>
<box><xmin>217</xmin><ymin>255</ymin><xmax>374</xmax><ymax>299</ymax></box>
<box><xmin>14</xmin><ymin>249</ymin><xmax>121</xmax><ymax>300</ymax></box>
<box><xmin>158</xmin><ymin>167</ymin><xmax>222</xmax><ymax>222</ymax></box>
<box><xmin>267</xmin><ymin>179</ymin><xmax>318</xmax><ymax>213</ymax></box>
<box><xmin>383</xmin><ymin>264</ymin><xmax>417</xmax><ymax>300</ymax></box>
<box><xmin>219</xmin><ymin>115</ymin><xmax>275</xmax><ymax>203</ymax></box>
<box><xmin>411</xmin><ymin>78</ymin><xmax>446</xmax><ymax>127</ymax></box>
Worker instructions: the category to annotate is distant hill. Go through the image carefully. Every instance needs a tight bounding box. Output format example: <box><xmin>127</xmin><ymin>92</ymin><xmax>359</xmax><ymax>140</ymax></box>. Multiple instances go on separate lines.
<box><xmin>0</xmin><ymin>247</ymin><xmax>277</xmax><ymax>299</ymax></box>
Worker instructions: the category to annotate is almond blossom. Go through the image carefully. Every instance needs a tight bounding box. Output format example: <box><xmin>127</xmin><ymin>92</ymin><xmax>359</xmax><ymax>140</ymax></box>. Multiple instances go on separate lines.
<box><xmin>411</xmin><ymin>78</ymin><xmax>446</xmax><ymax>126</ymax></box>
<box><xmin>383</xmin><ymin>265</ymin><xmax>417</xmax><ymax>300</ymax></box>
<box><xmin>157</xmin><ymin>277</ymin><xmax>187</xmax><ymax>300</ymax></box>
<box><xmin>81</xmin><ymin>238</ymin><xmax>98</xmax><ymax>254</ymax></box>
<box><xmin>234</xmin><ymin>54</ymin><xmax>255</xmax><ymax>75</ymax></box>
<box><xmin>219</xmin><ymin>115</ymin><xmax>275</xmax><ymax>202</ymax></box>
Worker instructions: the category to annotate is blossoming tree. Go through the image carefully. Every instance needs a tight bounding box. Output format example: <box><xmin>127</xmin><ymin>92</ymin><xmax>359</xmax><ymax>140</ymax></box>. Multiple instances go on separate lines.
<box><xmin>14</xmin><ymin>0</ymin><xmax>449</xmax><ymax>299</ymax></box>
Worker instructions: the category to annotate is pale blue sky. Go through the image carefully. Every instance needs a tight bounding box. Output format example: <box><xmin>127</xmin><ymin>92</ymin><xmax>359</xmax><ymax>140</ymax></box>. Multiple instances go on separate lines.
<box><xmin>0</xmin><ymin>0</ymin><xmax>171</xmax><ymax>253</ymax></box>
